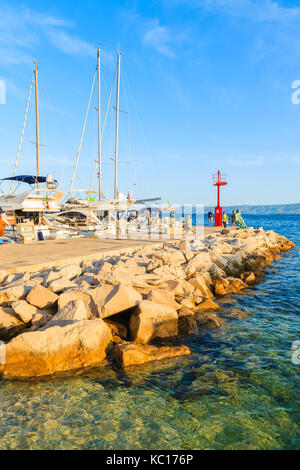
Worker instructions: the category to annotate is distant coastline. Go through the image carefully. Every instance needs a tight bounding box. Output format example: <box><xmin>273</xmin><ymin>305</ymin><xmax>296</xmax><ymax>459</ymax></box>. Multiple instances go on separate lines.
<box><xmin>202</xmin><ymin>203</ymin><xmax>300</xmax><ymax>215</ymax></box>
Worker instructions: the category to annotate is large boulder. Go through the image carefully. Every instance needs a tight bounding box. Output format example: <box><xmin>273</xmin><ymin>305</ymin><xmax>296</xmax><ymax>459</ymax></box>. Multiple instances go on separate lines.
<box><xmin>185</xmin><ymin>251</ymin><xmax>213</xmax><ymax>276</ymax></box>
<box><xmin>188</xmin><ymin>275</ymin><xmax>213</xmax><ymax>298</ymax></box>
<box><xmin>0</xmin><ymin>282</ymin><xmax>37</xmax><ymax>304</ymax></box>
<box><xmin>147</xmin><ymin>289</ymin><xmax>181</xmax><ymax>310</ymax></box>
<box><xmin>152</xmin><ymin>265</ymin><xmax>186</xmax><ymax>281</ymax></box>
<box><xmin>152</xmin><ymin>250</ymin><xmax>186</xmax><ymax>266</ymax></box>
<box><xmin>47</xmin><ymin>278</ymin><xmax>78</xmax><ymax>293</ymax></box>
<box><xmin>196</xmin><ymin>298</ymin><xmax>220</xmax><ymax>312</ymax></box>
<box><xmin>0</xmin><ymin>319</ymin><xmax>112</xmax><ymax>378</ymax></box>
<box><xmin>0</xmin><ymin>307</ymin><xmax>25</xmax><ymax>340</ymax></box>
<box><xmin>27</xmin><ymin>285</ymin><xmax>58</xmax><ymax>309</ymax></box>
<box><xmin>165</xmin><ymin>279</ymin><xmax>194</xmax><ymax>296</ymax></box>
<box><xmin>114</xmin><ymin>341</ymin><xmax>190</xmax><ymax>368</ymax></box>
<box><xmin>90</xmin><ymin>284</ymin><xmax>142</xmax><ymax>319</ymax></box>
<box><xmin>58</xmin><ymin>288</ymin><xmax>97</xmax><ymax>318</ymax></box>
<box><xmin>11</xmin><ymin>300</ymin><xmax>37</xmax><ymax>323</ymax></box>
<box><xmin>178</xmin><ymin>316</ymin><xmax>198</xmax><ymax>335</ymax></box>
<box><xmin>42</xmin><ymin>300</ymin><xmax>88</xmax><ymax>329</ymax></box>
<box><xmin>57</xmin><ymin>264</ymin><xmax>82</xmax><ymax>280</ymax></box>
<box><xmin>129</xmin><ymin>300</ymin><xmax>178</xmax><ymax>344</ymax></box>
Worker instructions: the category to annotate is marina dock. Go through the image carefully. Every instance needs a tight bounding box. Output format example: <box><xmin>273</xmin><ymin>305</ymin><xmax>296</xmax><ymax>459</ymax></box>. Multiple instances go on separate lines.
<box><xmin>0</xmin><ymin>227</ymin><xmax>237</xmax><ymax>275</ymax></box>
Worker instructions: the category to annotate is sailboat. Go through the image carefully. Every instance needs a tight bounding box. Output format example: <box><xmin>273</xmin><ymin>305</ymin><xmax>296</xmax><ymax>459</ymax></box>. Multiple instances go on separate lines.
<box><xmin>0</xmin><ymin>62</ymin><xmax>64</xmax><ymax>241</ymax></box>
<box><xmin>55</xmin><ymin>48</ymin><xmax>161</xmax><ymax>238</ymax></box>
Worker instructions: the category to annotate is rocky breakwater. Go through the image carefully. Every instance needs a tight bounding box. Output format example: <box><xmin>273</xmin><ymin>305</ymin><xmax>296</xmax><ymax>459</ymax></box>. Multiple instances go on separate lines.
<box><xmin>0</xmin><ymin>228</ymin><xmax>294</xmax><ymax>379</ymax></box>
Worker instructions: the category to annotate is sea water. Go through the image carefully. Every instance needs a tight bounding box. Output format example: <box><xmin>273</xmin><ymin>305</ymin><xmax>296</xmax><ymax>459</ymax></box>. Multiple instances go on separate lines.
<box><xmin>0</xmin><ymin>214</ymin><xmax>299</xmax><ymax>450</ymax></box>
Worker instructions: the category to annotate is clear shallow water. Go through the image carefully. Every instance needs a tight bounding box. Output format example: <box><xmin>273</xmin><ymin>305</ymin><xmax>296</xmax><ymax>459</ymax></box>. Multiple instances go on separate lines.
<box><xmin>0</xmin><ymin>214</ymin><xmax>299</xmax><ymax>450</ymax></box>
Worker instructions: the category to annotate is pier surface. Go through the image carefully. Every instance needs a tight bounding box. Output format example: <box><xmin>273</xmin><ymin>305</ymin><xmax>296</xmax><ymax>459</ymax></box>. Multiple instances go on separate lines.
<box><xmin>0</xmin><ymin>226</ymin><xmax>237</xmax><ymax>274</ymax></box>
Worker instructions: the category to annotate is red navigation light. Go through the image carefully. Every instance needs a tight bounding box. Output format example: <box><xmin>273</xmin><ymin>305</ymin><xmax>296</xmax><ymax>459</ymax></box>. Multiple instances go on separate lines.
<box><xmin>212</xmin><ymin>170</ymin><xmax>228</xmax><ymax>227</ymax></box>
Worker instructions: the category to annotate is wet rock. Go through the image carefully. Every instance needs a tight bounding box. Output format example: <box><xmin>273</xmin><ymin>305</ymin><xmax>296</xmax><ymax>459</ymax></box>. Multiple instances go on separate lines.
<box><xmin>178</xmin><ymin>316</ymin><xmax>198</xmax><ymax>335</ymax></box>
<box><xmin>178</xmin><ymin>307</ymin><xmax>196</xmax><ymax>318</ymax></box>
<box><xmin>27</xmin><ymin>285</ymin><xmax>59</xmax><ymax>309</ymax></box>
<box><xmin>196</xmin><ymin>298</ymin><xmax>220</xmax><ymax>312</ymax></box>
<box><xmin>0</xmin><ymin>319</ymin><xmax>112</xmax><ymax>379</ymax></box>
<box><xmin>214</xmin><ymin>278</ymin><xmax>230</xmax><ymax>296</ymax></box>
<box><xmin>196</xmin><ymin>312</ymin><xmax>222</xmax><ymax>328</ymax></box>
<box><xmin>114</xmin><ymin>341</ymin><xmax>191</xmax><ymax>368</ymax></box>
<box><xmin>129</xmin><ymin>300</ymin><xmax>178</xmax><ymax>344</ymax></box>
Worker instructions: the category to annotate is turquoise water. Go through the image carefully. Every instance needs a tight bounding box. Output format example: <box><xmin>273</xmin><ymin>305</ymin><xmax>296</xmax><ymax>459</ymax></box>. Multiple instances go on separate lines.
<box><xmin>0</xmin><ymin>214</ymin><xmax>299</xmax><ymax>450</ymax></box>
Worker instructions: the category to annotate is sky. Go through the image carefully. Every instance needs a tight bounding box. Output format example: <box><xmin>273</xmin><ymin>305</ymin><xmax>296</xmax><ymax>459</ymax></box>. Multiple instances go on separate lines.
<box><xmin>0</xmin><ymin>0</ymin><xmax>300</xmax><ymax>207</ymax></box>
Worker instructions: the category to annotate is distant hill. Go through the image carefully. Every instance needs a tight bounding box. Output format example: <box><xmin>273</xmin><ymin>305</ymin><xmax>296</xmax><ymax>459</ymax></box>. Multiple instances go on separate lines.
<box><xmin>208</xmin><ymin>204</ymin><xmax>300</xmax><ymax>215</ymax></box>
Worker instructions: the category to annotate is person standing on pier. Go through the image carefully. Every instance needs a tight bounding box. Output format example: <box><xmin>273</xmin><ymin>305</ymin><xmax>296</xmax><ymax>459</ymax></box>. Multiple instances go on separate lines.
<box><xmin>208</xmin><ymin>210</ymin><xmax>213</xmax><ymax>227</ymax></box>
<box><xmin>222</xmin><ymin>211</ymin><xmax>229</xmax><ymax>228</ymax></box>
<box><xmin>231</xmin><ymin>210</ymin><xmax>236</xmax><ymax>226</ymax></box>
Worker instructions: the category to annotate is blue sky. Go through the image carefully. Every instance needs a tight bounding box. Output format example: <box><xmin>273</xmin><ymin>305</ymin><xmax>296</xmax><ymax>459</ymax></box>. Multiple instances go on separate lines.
<box><xmin>0</xmin><ymin>0</ymin><xmax>300</xmax><ymax>206</ymax></box>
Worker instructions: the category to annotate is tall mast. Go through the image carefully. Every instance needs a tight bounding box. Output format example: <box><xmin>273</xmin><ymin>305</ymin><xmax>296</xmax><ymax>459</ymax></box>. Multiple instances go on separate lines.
<box><xmin>97</xmin><ymin>47</ymin><xmax>102</xmax><ymax>201</ymax></box>
<box><xmin>34</xmin><ymin>62</ymin><xmax>40</xmax><ymax>193</ymax></box>
<box><xmin>114</xmin><ymin>52</ymin><xmax>121</xmax><ymax>200</ymax></box>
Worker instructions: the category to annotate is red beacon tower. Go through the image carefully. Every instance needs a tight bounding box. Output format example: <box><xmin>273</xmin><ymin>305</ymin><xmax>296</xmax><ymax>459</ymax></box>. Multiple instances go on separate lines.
<box><xmin>212</xmin><ymin>170</ymin><xmax>227</xmax><ymax>227</ymax></box>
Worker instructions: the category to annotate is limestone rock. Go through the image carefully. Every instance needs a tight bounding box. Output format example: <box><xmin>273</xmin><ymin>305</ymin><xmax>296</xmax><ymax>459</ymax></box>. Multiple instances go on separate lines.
<box><xmin>245</xmin><ymin>272</ymin><xmax>255</xmax><ymax>284</ymax></box>
<box><xmin>0</xmin><ymin>319</ymin><xmax>112</xmax><ymax>378</ymax></box>
<box><xmin>30</xmin><ymin>310</ymin><xmax>54</xmax><ymax>331</ymax></box>
<box><xmin>214</xmin><ymin>278</ymin><xmax>230</xmax><ymax>296</ymax></box>
<box><xmin>74</xmin><ymin>274</ymin><xmax>97</xmax><ymax>287</ymax></box>
<box><xmin>178</xmin><ymin>307</ymin><xmax>196</xmax><ymax>318</ymax></box>
<box><xmin>0</xmin><ymin>282</ymin><xmax>37</xmax><ymax>305</ymax></box>
<box><xmin>57</xmin><ymin>264</ymin><xmax>82</xmax><ymax>280</ymax></box>
<box><xmin>227</xmin><ymin>277</ymin><xmax>247</xmax><ymax>293</ymax></box>
<box><xmin>185</xmin><ymin>251</ymin><xmax>213</xmax><ymax>276</ymax></box>
<box><xmin>178</xmin><ymin>316</ymin><xmax>198</xmax><ymax>335</ymax></box>
<box><xmin>165</xmin><ymin>279</ymin><xmax>194</xmax><ymax>296</ymax></box>
<box><xmin>197</xmin><ymin>298</ymin><xmax>220</xmax><ymax>312</ymax></box>
<box><xmin>90</xmin><ymin>284</ymin><xmax>142</xmax><ymax>319</ymax></box>
<box><xmin>152</xmin><ymin>264</ymin><xmax>186</xmax><ymax>281</ymax></box>
<box><xmin>147</xmin><ymin>289</ymin><xmax>181</xmax><ymax>310</ymax></box>
<box><xmin>27</xmin><ymin>285</ymin><xmax>59</xmax><ymax>309</ymax></box>
<box><xmin>47</xmin><ymin>277</ymin><xmax>78</xmax><ymax>293</ymax></box>
<box><xmin>188</xmin><ymin>275</ymin><xmax>213</xmax><ymax>298</ymax></box>
<box><xmin>152</xmin><ymin>250</ymin><xmax>186</xmax><ymax>266</ymax></box>
<box><xmin>129</xmin><ymin>300</ymin><xmax>178</xmax><ymax>344</ymax></box>
<box><xmin>114</xmin><ymin>341</ymin><xmax>191</xmax><ymax>368</ymax></box>
<box><xmin>58</xmin><ymin>288</ymin><xmax>96</xmax><ymax>318</ymax></box>
<box><xmin>0</xmin><ymin>307</ymin><xmax>25</xmax><ymax>340</ymax></box>
<box><xmin>196</xmin><ymin>312</ymin><xmax>222</xmax><ymax>329</ymax></box>
<box><xmin>12</xmin><ymin>300</ymin><xmax>37</xmax><ymax>323</ymax></box>
<box><xmin>42</xmin><ymin>300</ymin><xmax>88</xmax><ymax>329</ymax></box>
<box><xmin>104</xmin><ymin>320</ymin><xmax>127</xmax><ymax>342</ymax></box>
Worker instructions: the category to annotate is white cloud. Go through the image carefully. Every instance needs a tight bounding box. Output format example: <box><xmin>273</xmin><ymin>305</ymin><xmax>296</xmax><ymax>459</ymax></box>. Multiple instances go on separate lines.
<box><xmin>143</xmin><ymin>20</ymin><xmax>175</xmax><ymax>57</ymax></box>
<box><xmin>47</xmin><ymin>30</ymin><xmax>95</xmax><ymax>57</ymax></box>
<box><xmin>0</xmin><ymin>1</ymin><xmax>96</xmax><ymax>66</ymax></box>
<box><xmin>228</xmin><ymin>156</ymin><xmax>265</xmax><ymax>167</ymax></box>
<box><xmin>167</xmin><ymin>0</ymin><xmax>300</xmax><ymax>22</ymax></box>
